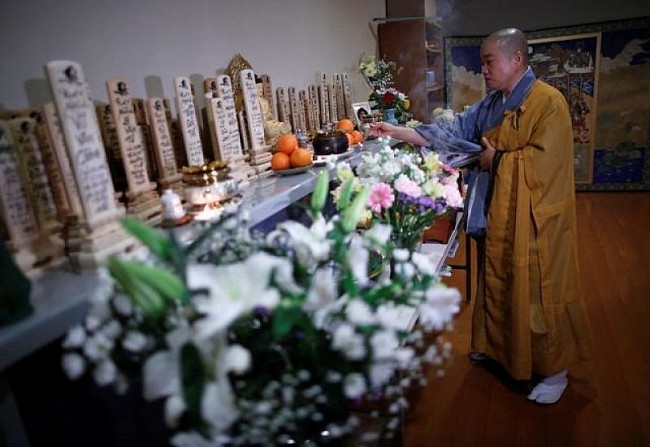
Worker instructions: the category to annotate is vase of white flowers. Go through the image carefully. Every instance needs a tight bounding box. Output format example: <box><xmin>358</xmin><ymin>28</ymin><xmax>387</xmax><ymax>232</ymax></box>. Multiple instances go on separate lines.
<box><xmin>332</xmin><ymin>137</ymin><xmax>463</xmax><ymax>252</ymax></box>
<box><xmin>61</xmin><ymin>171</ymin><xmax>460</xmax><ymax>446</ymax></box>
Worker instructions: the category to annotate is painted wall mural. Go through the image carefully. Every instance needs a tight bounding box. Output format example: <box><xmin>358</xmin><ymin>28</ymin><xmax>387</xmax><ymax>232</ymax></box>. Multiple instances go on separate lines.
<box><xmin>445</xmin><ymin>17</ymin><xmax>650</xmax><ymax>190</ymax></box>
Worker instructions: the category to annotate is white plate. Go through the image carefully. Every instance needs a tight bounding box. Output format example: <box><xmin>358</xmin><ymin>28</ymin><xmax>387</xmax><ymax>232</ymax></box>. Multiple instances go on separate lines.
<box><xmin>273</xmin><ymin>164</ymin><xmax>314</xmax><ymax>176</ymax></box>
<box><xmin>313</xmin><ymin>144</ymin><xmax>361</xmax><ymax>166</ymax></box>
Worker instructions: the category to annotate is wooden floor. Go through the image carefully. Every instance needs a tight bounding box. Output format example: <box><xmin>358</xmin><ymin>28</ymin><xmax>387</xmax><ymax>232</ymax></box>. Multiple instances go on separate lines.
<box><xmin>403</xmin><ymin>192</ymin><xmax>650</xmax><ymax>447</ymax></box>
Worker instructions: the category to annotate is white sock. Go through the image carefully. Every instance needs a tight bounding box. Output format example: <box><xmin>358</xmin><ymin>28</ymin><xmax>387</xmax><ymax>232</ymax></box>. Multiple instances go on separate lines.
<box><xmin>527</xmin><ymin>369</ymin><xmax>568</xmax><ymax>404</ymax></box>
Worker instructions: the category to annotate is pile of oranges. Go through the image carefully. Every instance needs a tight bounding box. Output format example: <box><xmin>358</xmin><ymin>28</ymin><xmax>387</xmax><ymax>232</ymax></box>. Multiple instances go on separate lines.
<box><xmin>271</xmin><ymin>134</ymin><xmax>313</xmax><ymax>171</ymax></box>
<box><xmin>336</xmin><ymin>119</ymin><xmax>364</xmax><ymax>146</ymax></box>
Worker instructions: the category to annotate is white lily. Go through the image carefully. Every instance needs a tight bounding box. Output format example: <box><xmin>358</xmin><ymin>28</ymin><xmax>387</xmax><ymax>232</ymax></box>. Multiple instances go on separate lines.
<box><xmin>189</xmin><ymin>252</ymin><xmax>288</xmax><ymax>340</ymax></box>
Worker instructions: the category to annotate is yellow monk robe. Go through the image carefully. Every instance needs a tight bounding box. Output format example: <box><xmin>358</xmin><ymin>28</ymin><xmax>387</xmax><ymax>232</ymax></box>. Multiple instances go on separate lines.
<box><xmin>471</xmin><ymin>80</ymin><xmax>592</xmax><ymax>380</ymax></box>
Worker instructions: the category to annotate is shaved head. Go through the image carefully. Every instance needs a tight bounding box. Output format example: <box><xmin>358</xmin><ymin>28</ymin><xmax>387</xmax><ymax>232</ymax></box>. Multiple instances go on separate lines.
<box><xmin>484</xmin><ymin>28</ymin><xmax>529</xmax><ymax>64</ymax></box>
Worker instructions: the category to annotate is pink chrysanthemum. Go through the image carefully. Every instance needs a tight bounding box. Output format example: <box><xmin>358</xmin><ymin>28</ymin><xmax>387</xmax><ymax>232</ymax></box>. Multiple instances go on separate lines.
<box><xmin>368</xmin><ymin>183</ymin><xmax>395</xmax><ymax>213</ymax></box>
<box><xmin>394</xmin><ymin>175</ymin><xmax>422</xmax><ymax>198</ymax></box>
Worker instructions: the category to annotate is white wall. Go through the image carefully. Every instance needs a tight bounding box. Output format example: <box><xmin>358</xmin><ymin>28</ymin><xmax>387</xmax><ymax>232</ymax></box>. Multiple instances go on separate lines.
<box><xmin>0</xmin><ymin>0</ymin><xmax>385</xmax><ymax>112</ymax></box>
<box><xmin>439</xmin><ymin>0</ymin><xmax>650</xmax><ymax>36</ymax></box>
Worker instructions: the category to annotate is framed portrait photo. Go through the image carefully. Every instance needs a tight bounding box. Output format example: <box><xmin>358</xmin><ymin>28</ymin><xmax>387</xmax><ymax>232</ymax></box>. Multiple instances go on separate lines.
<box><xmin>352</xmin><ymin>101</ymin><xmax>372</xmax><ymax>127</ymax></box>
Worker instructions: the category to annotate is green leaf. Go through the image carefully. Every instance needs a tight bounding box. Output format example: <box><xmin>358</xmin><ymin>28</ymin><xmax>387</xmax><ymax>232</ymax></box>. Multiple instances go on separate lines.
<box><xmin>121</xmin><ymin>218</ymin><xmax>171</xmax><ymax>262</ymax></box>
<box><xmin>272</xmin><ymin>305</ymin><xmax>304</xmax><ymax>338</ymax></box>
<box><xmin>180</xmin><ymin>343</ymin><xmax>207</xmax><ymax>430</ymax></box>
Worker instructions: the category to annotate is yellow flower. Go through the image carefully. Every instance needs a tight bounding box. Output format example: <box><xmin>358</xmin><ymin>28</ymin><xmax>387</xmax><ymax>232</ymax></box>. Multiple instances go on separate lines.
<box><xmin>403</xmin><ymin>99</ymin><xmax>410</xmax><ymax>110</ymax></box>
<box><xmin>423</xmin><ymin>153</ymin><xmax>442</xmax><ymax>174</ymax></box>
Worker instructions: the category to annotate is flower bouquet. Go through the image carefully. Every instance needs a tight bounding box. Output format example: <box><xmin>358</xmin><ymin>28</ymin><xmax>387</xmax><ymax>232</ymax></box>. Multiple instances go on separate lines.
<box><xmin>61</xmin><ymin>171</ymin><xmax>460</xmax><ymax>446</ymax></box>
<box><xmin>333</xmin><ymin>137</ymin><xmax>463</xmax><ymax>251</ymax></box>
<box><xmin>358</xmin><ymin>54</ymin><xmax>411</xmax><ymax>124</ymax></box>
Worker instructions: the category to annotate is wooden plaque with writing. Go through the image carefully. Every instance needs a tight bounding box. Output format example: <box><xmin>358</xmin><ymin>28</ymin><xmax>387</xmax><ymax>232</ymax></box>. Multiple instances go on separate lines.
<box><xmin>96</xmin><ymin>103</ymin><xmax>127</xmax><ymax>193</ymax></box>
<box><xmin>288</xmin><ymin>86</ymin><xmax>301</xmax><ymax>132</ymax></box>
<box><xmin>0</xmin><ymin>121</ymin><xmax>38</xmax><ymax>245</ymax></box>
<box><xmin>276</xmin><ymin>87</ymin><xmax>290</xmax><ymax>128</ymax></box>
<box><xmin>342</xmin><ymin>73</ymin><xmax>353</xmax><ymax>119</ymax></box>
<box><xmin>173</xmin><ymin>76</ymin><xmax>204</xmax><ymax>166</ymax></box>
<box><xmin>45</xmin><ymin>61</ymin><xmax>121</xmax><ymax>230</ymax></box>
<box><xmin>260</xmin><ymin>74</ymin><xmax>276</xmax><ymax>120</ymax></box>
<box><xmin>328</xmin><ymin>83</ymin><xmax>338</xmax><ymax>123</ymax></box>
<box><xmin>215</xmin><ymin>75</ymin><xmax>245</xmax><ymax>160</ymax></box>
<box><xmin>308</xmin><ymin>85</ymin><xmax>320</xmax><ymax>130</ymax></box>
<box><xmin>319</xmin><ymin>73</ymin><xmax>330</xmax><ymax>125</ymax></box>
<box><xmin>146</xmin><ymin>98</ymin><xmax>180</xmax><ymax>182</ymax></box>
<box><xmin>42</xmin><ymin>103</ymin><xmax>83</xmax><ymax>217</ymax></box>
<box><xmin>239</xmin><ymin>69</ymin><xmax>266</xmax><ymax>152</ymax></box>
<box><xmin>106</xmin><ymin>77</ymin><xmax>157</xmax><ymax>195</ymax></box>
<box><xmin>8</xmin><ymin>118</ymin><xmax>58</xmax><ymax>231</ymax></box>
<box><xmin>334</xmin><ymin>74</ymin><xmax>345</xmax><ymax>119</ymax></box>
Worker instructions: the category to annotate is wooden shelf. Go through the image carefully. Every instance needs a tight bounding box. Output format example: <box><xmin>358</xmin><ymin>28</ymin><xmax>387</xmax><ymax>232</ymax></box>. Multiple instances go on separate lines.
<box><xmin>379</xmin><ymin>18</ymin><xmax>444</xmax><ymax>123</ymax></box>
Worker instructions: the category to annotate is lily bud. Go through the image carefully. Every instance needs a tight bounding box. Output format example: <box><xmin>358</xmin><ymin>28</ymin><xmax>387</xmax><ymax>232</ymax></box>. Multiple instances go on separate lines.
<box><xmin>342</xmin><ymin>188</ymin><xmax>370</xmax><ymax>233</ymax></box>
<box><xmin>311</xmin><ymin>170</ymin><xmax>329</xmax><ymax>214</ymax></box>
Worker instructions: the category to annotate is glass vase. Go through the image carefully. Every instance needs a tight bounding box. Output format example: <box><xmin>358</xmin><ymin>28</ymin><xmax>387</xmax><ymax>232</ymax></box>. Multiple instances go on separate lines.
<box><xmin>383</xmin><ymin>108</ymin><xmax>398</xmax><ymax>125</ymax></box>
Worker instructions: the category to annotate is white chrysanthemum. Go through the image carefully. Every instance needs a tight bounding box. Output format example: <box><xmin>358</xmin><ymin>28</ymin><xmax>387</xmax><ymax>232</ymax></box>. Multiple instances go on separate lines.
<box><xmin>348</xmin><ymin>236</ymin><xmax>369</xmax><ymax>287</ymax></box>
<box><xmin>393</xmin><ymin>249</ymin><xmax>410</xmax><ymax>262</ymax></box>
<box><xmin>62</xmin><ymin>352</ymin><xmax>86</xmax><ymax>380</ymax></box>
<box><xmin>418</xmin><ymin>286</ymin><xmax>461</xmax><ymax>330</ymax></box>
<box><xmin>369</xmin><ymin>362</ymin><xmax>396</xmax><ymax>387</ymax></box>
<box><xmin>93</xmin><ymin>359</ymin><xmax>117</xmax><ymax>386</ymax></box>
<box><xmin>101</xmin><ymin>320</ymin><xmax>122</xmax><ymax>339</ymax></box>
<box><xmin>370</xmin><ymin>330</ymin><xmax>399</xmax><ymax>360</ymax></box>
<box><xmin>395</xmin><ymin>347</ymin><xmax>415</xmax><ymax>368</ymax></box>
<box><xmin>393</xmin><ymin>261</ymin><xmax>416</xmax><ymax>280</ymax></box>
<box><xmin>363</xmin><ymin>223</ymin><xmax>392</xmax><ymax>246</ymax></box>
<box><xmin>83</xmin><ymin>332</ymin><xmax>113</xmax><ymax>361</ymax></box>
<box><xmin>62</xmin><ymin>325</ymin><xmax>86</xmax><ymax>349</ymax></box>
<box><xmin>375</xmin><ymin>303</ymin><xmax>408</xmax><ymax>330</ymax></box>
<box><xmin>345</xmin><ymin>299</ymin><xmax>375</xmax><ymax>326</ymax></box>
<box><xmin>411</xmin><ymin>252</ymin><xmax>436</xmax><ymax>276</ymax></box>
<box><xmin>343</xmin><ymin>373</ymin><xmax>367</xmax><ymax>399</ymax></box>
<box><xmin>304</xmin><ymin>267</ymin><xmax>337</xmax><ymax>312</ymax></box>
<box><xmin>122</xmin><ymin>331</ymin><xmax>148</xmax><ymax>353</ymax></box>
<box><xmin>85</xmin><ymin>315</ymin><xmax>101</xmax><ymax>332</ymax></box>
<box><xmin>332</xmin><ymin>324</ymin><xmax>367</xmax><ymax>360</ymax></box>
<box><xmin>224</xmin><ymin>345</ymin><xmax>251</xmax><ymax>374</ymax></box>
<box><xmin>275</xmin><ymin>218</ymin><xmax>332</xmax><ymax>268</ymax></box>
<box><xmin>112</xmin><ymin>293</ymin><xmax>134</xmax><ymax>316</ymax></box>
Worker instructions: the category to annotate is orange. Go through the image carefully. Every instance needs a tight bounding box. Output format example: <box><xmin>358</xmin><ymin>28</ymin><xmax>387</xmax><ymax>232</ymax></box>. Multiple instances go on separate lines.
<box><xmin>289</xmin><ymin>148</ymin><xmax>313</xmax><ymax>168</ymax></box>
<box><xmin>271</xmin><ymin>152</ymin><xmax>290</xmax><ymax>171</ymax></box>
<box><xmin>276</xmin><ymin>134</ymin><xmax>298</xmax><ymax>155</ymax></box>
<box><xmin>336</xmin><ymin>119</ymin><xmax>354</xmax><ymax>133</ymax></box>
<box><xmin>350</xmin><ymin>130</ymin><xmax>363</xmax><ymax>144</ymax></box>
<box><xmin>346</xmin><ymin>132</ymin><xmax>356</xmax><ymax>146</ymax></box>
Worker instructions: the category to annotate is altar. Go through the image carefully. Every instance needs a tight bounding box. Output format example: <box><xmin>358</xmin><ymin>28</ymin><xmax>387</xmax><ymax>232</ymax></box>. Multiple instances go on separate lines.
<box><xmin>0</xmin><ymin>138</ymin><xmax>469</xmax><ymax>447</ymax></box>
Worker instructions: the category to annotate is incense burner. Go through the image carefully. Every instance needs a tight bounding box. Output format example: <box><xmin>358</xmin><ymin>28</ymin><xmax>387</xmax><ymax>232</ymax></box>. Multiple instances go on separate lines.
<box><xmin>311</xmin><ymin>128</ymin><xmax>349</xmax><ymax>156</ymax></box>
<box><xmin>182</xmin><ymin>161</ymin><xmax>238</xmax><ymax>211</ymax></box>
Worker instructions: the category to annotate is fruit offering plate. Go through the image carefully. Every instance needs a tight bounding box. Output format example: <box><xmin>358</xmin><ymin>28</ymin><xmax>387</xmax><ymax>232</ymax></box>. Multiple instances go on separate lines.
<box><xmin>273</xmin><ymin>164</ymin><xmax>314</xmax><ymax>176</ymax></box>
<box><xmin>313</xmin><ymin>144</ymin><xmax>362</xmax><ymax>166</ymax></box>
